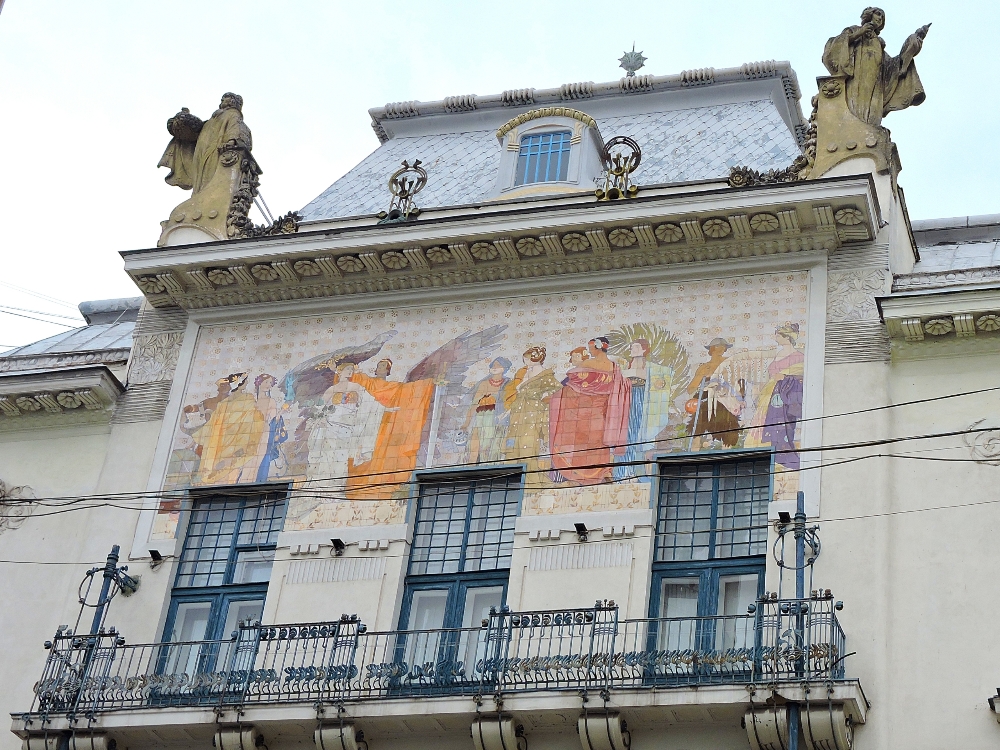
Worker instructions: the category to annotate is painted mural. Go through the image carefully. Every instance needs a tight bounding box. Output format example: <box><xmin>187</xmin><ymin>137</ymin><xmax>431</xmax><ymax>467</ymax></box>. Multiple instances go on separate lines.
<box><xmin>153</xmin><ymin>272</ymin><xmax>810</xmax><ymax>538</ymax></box>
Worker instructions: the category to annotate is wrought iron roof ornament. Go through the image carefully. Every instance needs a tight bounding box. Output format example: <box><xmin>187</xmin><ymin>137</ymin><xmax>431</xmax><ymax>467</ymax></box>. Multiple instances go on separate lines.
<box><xmin>618</xmin><ymin>44</ymin><xmax>647</xmax><ymax>77</ymax></box>
<box><xmin>596</xmin><ymin>136</ymin><xmax>641</xmax><ymax>201</ymax></box>
<box><xmin>377</xmin><ymin>160</ymin><xmax>427</xmax><ymax>224</ymax></box>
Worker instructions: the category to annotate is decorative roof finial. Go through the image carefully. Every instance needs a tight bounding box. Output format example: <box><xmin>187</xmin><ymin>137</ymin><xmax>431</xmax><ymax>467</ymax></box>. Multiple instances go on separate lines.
<box><xmin>378</xmin><ymin>160</ymin><xmax>428</xmax><ymax>224</ymax></box>
<box><xmin>596</xmin><ymin>136</ymin><xmax>641</xmax><ymax>201</ymax></box>
<box><xmin>618</xmin><ymin>44</ymin><xmax>647</xmax><ymax>78</ymax></box>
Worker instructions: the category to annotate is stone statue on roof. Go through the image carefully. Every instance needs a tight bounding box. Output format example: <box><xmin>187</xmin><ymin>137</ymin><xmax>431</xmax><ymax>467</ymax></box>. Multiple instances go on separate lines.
<box><xmin>156</xmin><ymin>93</ymin><xmax>263</xmax><ymax>246</ymax></box>
<box><xmin>821</xmin><ymin>7</ymin><xmax>930</xmax><ymax>127</ymax></box>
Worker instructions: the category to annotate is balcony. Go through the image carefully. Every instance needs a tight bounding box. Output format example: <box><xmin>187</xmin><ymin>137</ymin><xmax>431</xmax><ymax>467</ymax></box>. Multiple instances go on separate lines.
<box><xmin>16</xmin><ymin>596</ymin><xmax>866</xmax><ymax>749</ymax></box>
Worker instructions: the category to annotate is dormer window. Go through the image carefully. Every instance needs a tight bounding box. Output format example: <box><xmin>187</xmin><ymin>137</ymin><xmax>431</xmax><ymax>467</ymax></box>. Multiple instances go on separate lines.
<box><xmin>492</xmin><ymin>107</ymin><xmax>605</xmax><ymax>198</ymax></box>
<box><xmin>515</xmin><ymin>131</ymin><xmax>572</xmax><ymax>185</ymax></box>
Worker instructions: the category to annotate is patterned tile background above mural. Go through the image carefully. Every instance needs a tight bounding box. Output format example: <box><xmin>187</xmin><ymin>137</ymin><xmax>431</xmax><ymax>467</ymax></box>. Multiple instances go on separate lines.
<box><xmin>153</xmin><ymin>272</ymin><xmax>810</xmax><ymax>539</ymax></box>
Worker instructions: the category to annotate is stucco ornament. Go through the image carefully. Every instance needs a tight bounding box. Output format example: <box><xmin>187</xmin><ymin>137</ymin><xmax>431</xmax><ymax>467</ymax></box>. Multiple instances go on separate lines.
<box><xmin>0</xmin><ymin>480</ymin><xmax>36</xmax><ymax>535</ymax></box>
<box><xmin>129</xmin><ymin>332</ymin><xmax>185</xmax><ymax>385</ymax></box>
<box><xmin>975</xmin><ymin>314</ymin><xmax>1000</xmax><ymax>332</ymax></box>
<box><xmin>749</xmin><ymin>213</ymin><xmax>780</xmax><ymax>233</ymax></box>
<box><xmin>654</xmin><ymin>224</ymin><xmax>683</xmax><ymax>243</ymax></box>
<box><xmin>380</xmin><ymin>251</ymin><xmax>409</xmax><ymax>270</ymax></box>
<box><xmin>608</xmin><ymin>228</ymin><xmax>637</xmax><ymax>248</ymax></box>
<box><xmin>470</xmin><ymin>242</ymin><xmax>499</xmax><ymax>260</ymax></box>
<box><xmin>827</xmin><ymin>269</ymin><xmax>887</xmax><ymax>322</ymax></box>
<box><xmin>156</xmin><ymin>94</ymin><xmax>299</xmax><ymax>246</ymax></box>
<box><xmin>923</xmin><ymin>318</ymin><xmax>954</xmax><ymax>336</ymax></box>
<box><xmin>561</xmin><ymin>233</ymin><xmax>590</xmax><ymax>252</ymax></box>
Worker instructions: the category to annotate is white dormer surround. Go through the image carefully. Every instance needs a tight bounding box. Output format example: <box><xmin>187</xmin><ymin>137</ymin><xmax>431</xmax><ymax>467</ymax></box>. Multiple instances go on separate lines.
<box><xmin>491</xmin><ymin>107</ymin><xmax>606</xmax><ymax>199</ymax></box>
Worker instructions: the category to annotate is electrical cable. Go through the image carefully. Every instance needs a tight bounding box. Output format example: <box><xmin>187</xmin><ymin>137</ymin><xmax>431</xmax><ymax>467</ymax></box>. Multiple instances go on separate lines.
<box><xmin>2</xmin><ymin>400</ymin><xmax>998</xmax><ymax>511</ymax></box>
<box><xmin>0</xmin><ymin>308</ymin><xmax>77</xmax><ymax>328</ymax></box>
<box><xmin>0</xmin><ymin>305</ymin><xmax>83</xmax><ymax>322</ymax></box>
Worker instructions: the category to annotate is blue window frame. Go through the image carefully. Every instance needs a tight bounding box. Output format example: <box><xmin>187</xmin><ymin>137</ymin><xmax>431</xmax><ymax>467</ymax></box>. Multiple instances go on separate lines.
<box><xmin>161</xmin><ymin>487</ymin><xmax>287</xmax><ymax>675</ymax></box>
<box><xmin>397</xmin><ymin>473</ymin><xmax>521</xmax><ymax>684</ymax></box>
<box><xmin>515</xmin><ymin>131</ymin><xmax>572</xmax><ymax>185</ymax></box>
<box><xmin>649</xmin><ymin>457</ymin><xmax>769</xmax><ymax>656</ymax></box>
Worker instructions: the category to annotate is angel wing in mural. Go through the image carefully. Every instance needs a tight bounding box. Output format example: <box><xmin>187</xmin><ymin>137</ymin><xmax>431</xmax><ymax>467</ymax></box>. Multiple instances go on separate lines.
<box><xmin>282</xmin><ymin>330</ymin><xmax>398</xmax><ymax>405</ymax></box>
<box><xmin>407</xmin><ymin>325</ymin><xmax>508</xmax><ymax>467</ymax></box>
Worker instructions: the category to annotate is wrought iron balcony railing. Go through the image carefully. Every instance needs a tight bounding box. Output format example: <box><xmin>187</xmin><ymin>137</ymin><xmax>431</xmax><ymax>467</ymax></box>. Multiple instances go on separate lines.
<box><xmin>26</xmin><ymin>596</ymin><xmax>846</xmax><ymax>719</ymax></box>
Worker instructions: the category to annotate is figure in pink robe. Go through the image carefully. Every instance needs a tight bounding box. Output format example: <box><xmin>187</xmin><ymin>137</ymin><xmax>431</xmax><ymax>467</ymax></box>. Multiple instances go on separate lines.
<box><xmin>549</xmin><ymin>338</ymin><xmax>631</xmax><ymax>485</ymax></box>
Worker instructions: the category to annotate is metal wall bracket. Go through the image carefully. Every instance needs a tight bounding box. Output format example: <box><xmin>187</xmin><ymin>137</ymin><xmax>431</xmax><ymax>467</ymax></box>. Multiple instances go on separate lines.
<box><xmin>471</xmin><ymin>714</ymin><xmax>525</xmax><ymax>750</ymax></box>
<box><xmin>746</xmin><ymin>703</ymin><xmax>854</xmax><ymax>750</ymax></box>
<box><xmin>215</xmin><ymin>726</ymin><xmax>261</xmax><ymax>750</ymax></box>
<box><xmin>23</xmin><ymin>734</ymin><xmax>116</xmax><ymax>750</ymax></box>
<box><xmin>745</xmin><ymin>705</ymin><xmax>790</xmax><ymax>750</ymax></box>
<box><xmin>315</xmin><ymin>722</ymin><xmax>367</xmax><ymax>750</ymax></box>
<box><xmin>803</xmin><ymin>705</ymin><xmax>854</xmax><ymax>750</ymax></box>
<box><xmin>578</xmin><ymin>711</ymin><xmax>630</xmax><ymax>750</ymax></box>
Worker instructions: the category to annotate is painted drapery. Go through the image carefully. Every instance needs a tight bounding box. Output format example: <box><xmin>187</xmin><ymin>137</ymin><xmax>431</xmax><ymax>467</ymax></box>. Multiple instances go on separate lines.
<box><xmin>549</xmin><ymin>366</ymin><xmax>631</xmax><ymax>484</ymax></box>
<box><xmin>156</xmin><ymin>272</ymin><xmax>812</xmax><ymax>538</ymax></box>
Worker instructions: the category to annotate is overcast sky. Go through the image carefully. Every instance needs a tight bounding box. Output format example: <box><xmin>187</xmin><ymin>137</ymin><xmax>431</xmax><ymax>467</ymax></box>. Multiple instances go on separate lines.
<box><xmin>0</xmin><ymin>1</ymin><xmax>994</xmax><ymax>350</ymax></box>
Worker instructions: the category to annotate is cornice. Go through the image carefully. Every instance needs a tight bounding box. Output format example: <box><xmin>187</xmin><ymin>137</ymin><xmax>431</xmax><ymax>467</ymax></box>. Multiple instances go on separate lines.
<box><xmin>878</xmin><ymin>287</ymin><xmax>1000</xmax><ymax>345</ymax></box>
<box><xmin>367</xmin><ymin>60</ymin><xmax>805</xmax><ymax>147</ymax></box>
<box><xmin>123</xmin><ymin>177</ymin><xmax>877</xmax><ymax>311</ymax></box>
<box><xmin>0</xmin><ymin>366</ymin><xmax>124</xmax><ymax>428</ymax></box>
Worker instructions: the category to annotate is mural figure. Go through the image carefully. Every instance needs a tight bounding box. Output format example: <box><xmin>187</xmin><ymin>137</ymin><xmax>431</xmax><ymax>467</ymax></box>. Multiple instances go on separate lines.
<box><xmin>191</xmin><ymin>373</ymin><xmax>266</xmax><ymax>485</ymax></box>
<box><xmin>159</xmin><ymin>274</ymin><xmax>813</xmax><ymax>540</ymax></box>
<box><xmin>282</xmin><ymin>331</ymin><xmax>398</xmax><ymax>478</ymax></box>
<box><xmin>353</xmin><ymin>358</ymin><xmax>392</xmax><ymax>467</ymax></box>
<box><xmin>608</xmin><ymin>324</ymin><xmax>689</xmax><ymax>479</ymax></box>
<box><xmin>686</xmin><ymin>339</ymin><xmax>742</xmax><ymax>450</ymax></box>
<box><xmin>502</xmin><ymin>347</ymin><xmax>561</xmax><ymax>486</ymax></box>
<box><xmin>822</xmin><ymin>8</ymin><xmax>930</xmax><ymax>127</ymax></box>
<box><xmin>182</xmin><ymin>377</ymin><xmax>232</xmax><ymax>431</ymax></box>
<box><xmin>463</xmin><ymin>357</ymin><xmax>513</xmax><ymax>464</ymax></box>
<box><xmin>306</xmin><ymin>363</ymin><xmax>365</xmax><ymax>491</ymax></box>
<box><xmin>254</xmin><ymin>374</ymin><xmax>287</xmax><ymax>482</ymax></box>
<box><xmin>348</xmin><ymin>326</ymin><xmax>508</xmax><ymax>500</ymax></box>
<box><xmin>549</xmin><ymin>338</ymin><xmax>632</xmax><ymax>485</ymax></box>
<box><xmin>745</xmin><ymin>323</ymin><xmax>805</xmax><ymax>469</ymax></box>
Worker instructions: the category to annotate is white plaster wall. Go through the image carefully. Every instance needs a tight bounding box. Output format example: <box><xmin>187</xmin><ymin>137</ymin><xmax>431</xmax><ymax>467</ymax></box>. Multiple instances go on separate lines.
<box><xmin>817</xmin><ymin>352</ymin><xmax>1000</xmax><ymax>749</ymax></box>
<box><xmin>0</xmin><ymin>419</ymin><xmax>165</xmax><ymax>750</ymax></box>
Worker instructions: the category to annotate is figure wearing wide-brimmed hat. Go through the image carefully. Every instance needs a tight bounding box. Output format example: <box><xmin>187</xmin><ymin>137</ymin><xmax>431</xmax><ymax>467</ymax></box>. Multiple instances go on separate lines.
<box><xmin>685</xmin><ymin>337</ymin><xmax>741</xmax><ymax>450</ymax></box>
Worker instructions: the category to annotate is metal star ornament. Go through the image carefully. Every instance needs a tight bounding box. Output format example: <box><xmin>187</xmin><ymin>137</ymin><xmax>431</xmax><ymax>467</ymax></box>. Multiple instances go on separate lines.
<box><xmin>618</xmin><ymin>44</ymin><xmax>647</xmax><ymax>77</ymax></box>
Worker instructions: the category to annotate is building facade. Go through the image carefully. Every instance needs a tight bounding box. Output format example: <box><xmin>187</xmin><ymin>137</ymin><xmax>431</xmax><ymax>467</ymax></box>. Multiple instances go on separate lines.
<box><xmin>2</xmin><ymin>17</ymin><xmax>999</xmax><ymax>750</ymax></box>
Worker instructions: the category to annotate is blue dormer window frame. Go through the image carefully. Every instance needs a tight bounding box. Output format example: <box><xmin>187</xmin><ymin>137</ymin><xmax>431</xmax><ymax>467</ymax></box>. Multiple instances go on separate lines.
<box><xmin>515</xmin><ymin>131</ymin><xmax>572</xmax><ymax>185</ymax></box>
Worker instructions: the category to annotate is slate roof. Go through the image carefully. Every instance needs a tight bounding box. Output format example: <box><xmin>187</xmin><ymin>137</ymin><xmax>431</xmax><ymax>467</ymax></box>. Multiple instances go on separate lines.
<box><xmin>301</xmin><ymin>100</ymin><xmax>801</xmax><ymax>222</ymax></box>
<box><xmin>910</xmin><ymin>215</ymin><xmax>1000</xmax><ymax>273</ymax></box>
<box><xmin>0</xmin><ymin>321</ymin><xmax>135</xmax><ymax>359</ymax></box>
<box><xmin>893</xmin><ymin>215</ymin><xmax>1000</xmax><ymax>293</ymax></box>
<box><xmin>0</xmin><ymin>298</ymin><xmax>140</xmax><ymax>372</ymax></box>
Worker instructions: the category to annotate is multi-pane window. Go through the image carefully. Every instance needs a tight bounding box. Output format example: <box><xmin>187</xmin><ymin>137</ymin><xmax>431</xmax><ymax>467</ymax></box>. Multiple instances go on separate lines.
<box><xmin>175</xmin><ymin>491</ymin><xmax>287</xmax><ymax>587</ymax></box>
<box><xmin>650</xmin><ymin>458</ymin><xmax>768</xmax><ymax>653</ymax></box>
<box><xmin>409</xmin><ymin>475</ymin><xmax>519</xmax><ymax>576</ymax></box>
<box><xmin>163</xmin><ymin>489</ymin><xmax>287</xmax><ymax>672</ymax></box>
<box><xmin>654</xmin><ymin>458</ymin><xmax>769</xmax><ymax>563</ymax></box>
<box><xmin>514</xmin><ymin>131</ymin><xmax>572</xmax><ymax>185</ymax></box>
<box><xmin>400</xmin><ymin>473</ymin><xmax>521</xmax><ymax>679</ymax></box>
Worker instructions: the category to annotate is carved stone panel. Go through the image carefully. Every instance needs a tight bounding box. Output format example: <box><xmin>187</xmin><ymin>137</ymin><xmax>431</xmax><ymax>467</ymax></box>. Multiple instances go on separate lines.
<box><xmin>827</xmin><ymin>269</ymin><xmax>889</xmax><ymax>322</ymax></box>
<box><xmin>129</xmin><ymin>333</ymin><xmax>185</xmax><ymax>385</ymax></box>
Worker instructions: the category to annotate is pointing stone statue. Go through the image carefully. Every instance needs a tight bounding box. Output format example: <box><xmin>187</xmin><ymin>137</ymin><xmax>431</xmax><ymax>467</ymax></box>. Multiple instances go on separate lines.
<box><xmin>156</xmin><ymin>93</ymin><xmax>297</xmax><ymax>247</ymax></box>
<box><xmin>822</xmin><ymin>7</ymin><xmax>930</xmax><ymax>127</ymax></box>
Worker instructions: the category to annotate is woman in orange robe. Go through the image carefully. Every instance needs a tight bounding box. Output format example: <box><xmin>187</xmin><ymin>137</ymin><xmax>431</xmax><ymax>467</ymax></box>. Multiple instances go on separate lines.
<box><xmin>346</xmin><ymin>372</ymin><xmax>435</xmax><ymax>500</ymax></box>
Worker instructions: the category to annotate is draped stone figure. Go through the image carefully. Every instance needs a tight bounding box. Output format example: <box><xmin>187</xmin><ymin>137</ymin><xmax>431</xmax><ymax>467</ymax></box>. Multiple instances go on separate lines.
<box><xmin>156</xmin><ymin>92</ymin><xmax>263</xmax><ymax>246</ymax></box>
<box><xmin>159</xmin><ymin>93</ymin><xmax>252</xmax><ymax>193</ymax></box>
<box><xmin>822</xmin><ymin>8</ymin><xmax>930</xmax><ymax>127</ymax></box>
